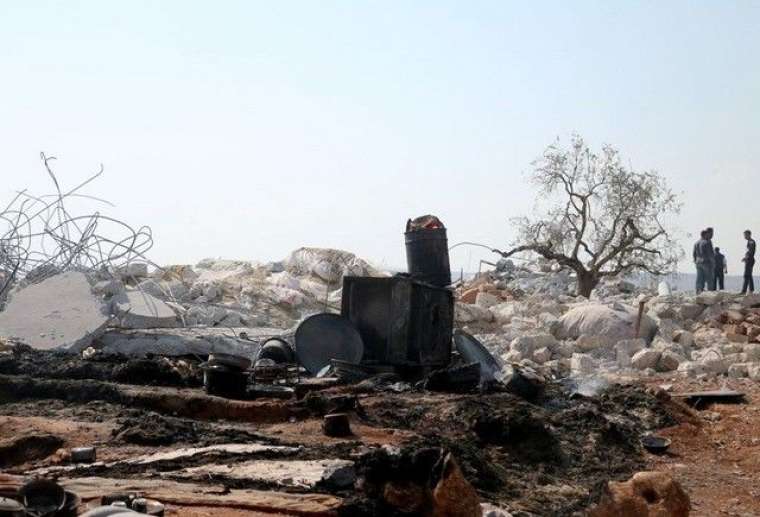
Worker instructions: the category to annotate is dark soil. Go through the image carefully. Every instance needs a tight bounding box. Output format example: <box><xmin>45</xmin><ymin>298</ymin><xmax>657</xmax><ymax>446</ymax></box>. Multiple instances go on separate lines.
<box><xmin>0</xmin><ymin>346</ymin><xmax>202</xmax><ymax>387</ymax></box>
<box><xmin>357</xmin><ymin>383</ymin><xmax>689</xmax><ymax>516</ymax></box>
<box><xmin>112</xmin><ymin>410</ymin><xmax>278</xmax><ymax>447</ymax></box>
<box><xmin>0</xmin><ymin>433</ymin><xmax>64</xmax><ymax>468</ymax></box>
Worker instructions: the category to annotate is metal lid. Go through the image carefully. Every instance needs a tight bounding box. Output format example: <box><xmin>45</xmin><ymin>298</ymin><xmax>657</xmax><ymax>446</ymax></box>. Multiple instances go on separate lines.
<box><xmin>295</xmin><ymin>313</ymin><xmax>363</xmax><ymax>375</ymax></box>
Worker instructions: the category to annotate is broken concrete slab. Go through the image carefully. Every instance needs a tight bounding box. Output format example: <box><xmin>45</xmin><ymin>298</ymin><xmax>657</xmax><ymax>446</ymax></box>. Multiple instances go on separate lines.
<box><xmin>174</xmin><ymin>458</ymin><xmax>356</xmax><ymax>490</ymax></box>
<box><xmin>0</xmin><ymin>272</ymin><xmax>111</xmax><ymax>352</ymax></box>
<box><xmin>31</xmin><ymin>443</ymin><xmax>300</xmax><ymax>476</ymax></box>
<box><xmin>95</xmin><ymin>327</ymin><xmax>278</xmax><ymax>357</ymax></box>
<box><xmin>56</xmin><ymin>477</ymin><xmax>343</xmax><ymax>516</ymax></box>
<box><xmin>112</xmin><ymin>290</ymin><xmax>179</xmax><ymax>329</ymax></box>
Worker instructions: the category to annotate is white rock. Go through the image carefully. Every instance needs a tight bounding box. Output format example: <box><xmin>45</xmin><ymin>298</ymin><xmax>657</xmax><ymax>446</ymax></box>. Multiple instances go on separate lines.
<box><xmin>481</xmin><ymin>503</ymin><xmax>513</xmax><ymax>517</ymax></box>
<box><xmin>694</xmin><ymin>328</ymin><xmax>728</xmax><ymax>348</ymax></box>
<box><xmin>570</xmin><ymin>353</ymin><xmax>598</xmax><ymax>376</ymax></box>
<box><xmin>728</xmin><ymin>363</ymin><xmax>750</xmax><ymax>378</ymax></box>
<box><xmin>699</xmin><ymin>354</ymin><xmax>727</xmax><ymax>375</ymax></box>
<box><xmin>631</xmin><ymin>349</ymin><xmax>662</xmax><ymax>370</ymax></box>
<box><xmin>455</xmin><ymin>303</ymin><xmax>494</xmax><ymax>324</ymax></box>
<box><xmin>575</xmin><ymin>334</ymin><xmax>609</xmax><ymax>353</ymax></box>
<box><xmin>476</xmin><ymin>292</ymin><xmax>500</xmax><ymax>309</ymax></box>
<box><xmin>510</xmin><ymin>334</ymin><xmax>559</xmax><ymax>356</ymax></box>
<box><xmin>557</xmin><ymin>303</ymin><xmax>657</xmax><ymax>343</ymax></box>
<box><xmin>748</xmin><ymin>364</ymin><xmax>760</xmax><ymax>381</ymax></box>
<box><xmin>696</xmin><ymin>291</ymin><xmax>725</xmax><ymax>306</ymax></box>
<box><xmin>537</xmin><ymin>312</ymin><xmax>560</xmax><ymax>334</ymax></box>
<box><xmin>744</xmin><ymin>344</ymin><xmax>760</xmax><ymax>361</ymax></box>
<box><xmin>677</xmin><ymin>361</ymin><xmax>706</xmax><ymax>377</ymax></box>
<box><xmin>490</xmin><ymin>302</ymin><xmax>517</xmax><ymax>324</ymax></box>
<box><xmin>658</xmin><ymin>281</ymin><xmax>672</xmax><ymax>296</ymax></box>
<box><xmin>502</xmin><ymin>350</ymin><xmax>524</xmax><ymax>363</ymax></box>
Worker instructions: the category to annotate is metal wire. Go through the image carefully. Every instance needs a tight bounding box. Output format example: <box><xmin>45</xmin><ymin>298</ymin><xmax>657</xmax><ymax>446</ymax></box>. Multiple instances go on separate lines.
<box><xmin>0</xmin><ymin>153</ymin><xmax>156</xmax><ymax>299</ymax></box>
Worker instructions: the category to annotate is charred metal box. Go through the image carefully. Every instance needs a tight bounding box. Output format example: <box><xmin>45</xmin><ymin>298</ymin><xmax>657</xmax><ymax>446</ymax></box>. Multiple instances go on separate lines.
<box><xmin>341</xmin><ymin>276</ymin><xmax>453</xmax><ymax>367</ymax></box>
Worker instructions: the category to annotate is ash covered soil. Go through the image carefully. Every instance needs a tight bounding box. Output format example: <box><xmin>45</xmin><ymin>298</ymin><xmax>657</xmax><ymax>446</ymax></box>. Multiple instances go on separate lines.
<box><xmin>0</xmin><ymin>348</ymin><xmax>697</xmax><ymax>516</ymax></box>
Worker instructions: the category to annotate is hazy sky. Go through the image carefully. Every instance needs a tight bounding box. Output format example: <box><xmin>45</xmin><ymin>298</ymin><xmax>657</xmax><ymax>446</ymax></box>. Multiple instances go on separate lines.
<box><xmin>1</xmin><ymin>1</ymin><xmax>758</xmax><ymax>274</ymax></box>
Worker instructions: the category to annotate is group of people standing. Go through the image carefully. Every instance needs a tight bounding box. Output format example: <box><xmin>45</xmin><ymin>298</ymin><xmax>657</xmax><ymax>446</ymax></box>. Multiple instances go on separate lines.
<box><xmin>693</xmin><ymin>228</ymin><xmax>756</xmax><ymax>294</ymax></box>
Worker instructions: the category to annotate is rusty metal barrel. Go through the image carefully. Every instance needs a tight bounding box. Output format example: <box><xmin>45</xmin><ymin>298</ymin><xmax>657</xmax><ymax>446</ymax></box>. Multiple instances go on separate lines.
<box><xmin>405</xmin><ymin>216</ymin><xmax>451</xmax><ymax>287</ymax></box>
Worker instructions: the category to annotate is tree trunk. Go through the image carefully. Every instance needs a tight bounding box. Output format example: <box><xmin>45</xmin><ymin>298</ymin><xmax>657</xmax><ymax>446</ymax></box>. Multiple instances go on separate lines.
<box><xmin>576</xmin><ymin>270</ymin><xmax>599</xmax><ymax>298</ymax></box>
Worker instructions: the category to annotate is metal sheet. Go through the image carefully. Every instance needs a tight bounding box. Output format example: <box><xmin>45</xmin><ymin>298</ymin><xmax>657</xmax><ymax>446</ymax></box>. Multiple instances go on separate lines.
<box><xmin>453</xmin><ymin>329</ymin><xmax>503</xmax><ymax>381</ymax></box>
<box><xmin>295</xmin><ymin>314</ymin><xmax>363</xmax><ymax>375</ymax></box>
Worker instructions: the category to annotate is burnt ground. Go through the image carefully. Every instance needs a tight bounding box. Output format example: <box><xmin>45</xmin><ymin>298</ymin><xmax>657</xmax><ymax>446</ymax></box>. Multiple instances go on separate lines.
<box><xmin>0</xmin><ymin>345</ymin><xmax>202</xmax><ymax>387</ymax></box>
<box><xmin>0</xmin><ymin>348</ymin><xmax>699</xmax><ymax>516</ymax></box>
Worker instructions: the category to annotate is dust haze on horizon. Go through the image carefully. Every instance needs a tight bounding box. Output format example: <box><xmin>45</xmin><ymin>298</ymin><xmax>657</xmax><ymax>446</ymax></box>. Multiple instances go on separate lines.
<box><xmin>1</xmin><ymin>1</ymin><xmax>758</xmax><ymax>275</ymax></box>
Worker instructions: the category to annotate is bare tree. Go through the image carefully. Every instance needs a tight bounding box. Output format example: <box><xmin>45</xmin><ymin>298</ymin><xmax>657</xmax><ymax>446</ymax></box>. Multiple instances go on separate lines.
<box><xmin>496</xmin><ymin>135</ymin><xmax>682</xmax><ymax>297</ymax></box>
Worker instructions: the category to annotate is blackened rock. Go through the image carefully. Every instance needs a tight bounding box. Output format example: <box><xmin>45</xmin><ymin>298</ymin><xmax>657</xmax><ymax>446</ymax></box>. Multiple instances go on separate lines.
<box><xmin>424</xmin><ymin>362</ymin><xmax>480</xmax><ymax>393</ymax></box>
<box><xmin>323</xmin><ymin>413</ymin><xmax>352</xmax><ymax>437</ymax></box>
<box><xmin>502</xmin><ymin>365</ymin><xmax>545</xmax><ymax>402</ymax></box>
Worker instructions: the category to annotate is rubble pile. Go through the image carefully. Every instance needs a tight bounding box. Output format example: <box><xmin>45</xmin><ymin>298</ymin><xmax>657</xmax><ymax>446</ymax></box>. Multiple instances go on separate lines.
<box><xmin>455</xmin><ymin>264</ymin><xmax>760</xmax><ymax>383</ymax></box>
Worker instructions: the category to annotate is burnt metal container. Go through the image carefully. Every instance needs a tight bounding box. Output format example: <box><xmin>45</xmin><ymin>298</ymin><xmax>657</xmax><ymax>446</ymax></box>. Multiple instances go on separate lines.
<box><xmin>404</xmin><ymin>227</ymin><xmax>451</xmax><ymax>287</ymax></box>
<box><xmin>341</xmin><ymin>276</ymin><xmax>453</xmax><ymax>367</ymax></box>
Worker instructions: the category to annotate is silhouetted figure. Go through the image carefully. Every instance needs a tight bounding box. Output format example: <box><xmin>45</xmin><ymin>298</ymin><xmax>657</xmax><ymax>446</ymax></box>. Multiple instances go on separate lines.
<box><xmin>714</xmin><ymin>247</ymin><xmax>726</xmax><ymax>290</ymax></box>
<box><xmin>742</xmin><ymin>230</ymin><xmax>756</xmax><ymax>294</ymax></box>
<box><xmin>694</xmin><ymin>229</ymin><xmax>715</xmax><ymax>293</ymax></box>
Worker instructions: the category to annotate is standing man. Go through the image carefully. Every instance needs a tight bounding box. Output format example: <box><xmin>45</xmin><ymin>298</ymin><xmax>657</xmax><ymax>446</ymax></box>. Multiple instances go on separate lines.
<box><xmin>741</xmin><ymin>230</ymin><xmax>756</xmax><ymax>294</ymax></box>
<box><xmin>714</xmin><ymin>247</ymin><xmax>727</xmax><ymax>290</ymax></box>
<box><xmin>704</xmin><ymin>227</ymin><xmax>717</xmax><ymax>291</ymax></box>
<box><xmin>694</xmin><ymin>230</ymin><xmax>713</xmax><ymax>293</ymax></box>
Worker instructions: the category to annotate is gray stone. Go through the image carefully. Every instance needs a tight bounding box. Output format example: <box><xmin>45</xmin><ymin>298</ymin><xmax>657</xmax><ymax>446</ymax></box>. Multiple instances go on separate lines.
<box><xmin>116</xmin><ymin>263</ymin><xmax>149</xmax><ymax>279</ymax></box>
<box><xmin>616</xmin><ymin>338</ymin><xmax>646</xmax><ymax>357</ymax></box>
<box><xmin>575</xmin><ymin>334</ymin><xmax>608</xmax><ymax>353</ymax></box>
<box><xmin>0</xmin><ymin>272</ymin><xmax>111</xmax><ymax>352</ymax></box>
<box><xmin>657</xmin><ymin>351</ymin><xmax>682</xmax><ymax>372</ymax></box>
<box><xmin>96</xmin><ymin>327</ymin><xmax>275</xmax><ymax>357</ymax></box>
<box><xmin>727</xmin><ymin>363</ymin><xmax>750</xmax><ymax>378</ymax></box>
<box><xmin>631</xmin><ymin>349</ymin><xmax>661</xmax><ymax>370</ymax></box>
<box><xmin>677</xmin><ymin>303</ymin><xmax>704</xmax><ymax>321</ymax></box>
<box><xmin>744</xmin><ymin>344</ymin><xmax>760</xmax><ymax>361</ymax></box>
<box><xmin>740</xmin><ymin>293</ymin><xmax>760</xmax><ymax>308</ymax></box>
<box><xmin>673</xmin><ymin>330</ymin><xmax>695</xmax><ymax>348</ymax></box>
<box><xmin>532</xmin><ymin>346</ymin><xmax>552</xmax><ymax>364</ymax></box>
<box><xmin>113</xmin><ymin>290</ymin><xmax>179</xmax><ymax>329</ymax></box>
<box><xmin>696</xmin><ymin>291</ymin><xmax>725</xmax><ymax>306</ymax></box>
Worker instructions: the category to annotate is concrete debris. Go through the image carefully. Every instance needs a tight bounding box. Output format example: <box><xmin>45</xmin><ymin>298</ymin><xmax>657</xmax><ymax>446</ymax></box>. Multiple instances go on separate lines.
<box><xmin>0</xmin><ymin>272</ymin><xmax>111</xmax><ymax>352</ymax></box>
<box><xmin>175</xmin><ymin>458</ymin><xmax>356</xmax><ymax>490</ymax></box>
<box><xmin>557</xmin><ymin>303</ymin><xmax>657</xmax><ymax>343</ymax></box>
<box><xmin>95</xmin><ymin>327</ymin><xmax>271</xmax><ymax>357</ymax></box>
<box><xmin>112</xmin><ymin>290</ymin><xmax>179</xmax><ymax>329</ymax></box>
